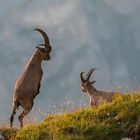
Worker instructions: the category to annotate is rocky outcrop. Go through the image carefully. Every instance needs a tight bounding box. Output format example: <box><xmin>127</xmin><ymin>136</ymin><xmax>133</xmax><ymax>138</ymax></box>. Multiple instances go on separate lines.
<box><xmin>121</xmin><ymin>138</ymin><xmax>132</xmax><ymax>140</ymax></box>
<box><xmin>0</xmin><ymin>132</ymin><xmax>4</xmax><ymax>140</ymax></box>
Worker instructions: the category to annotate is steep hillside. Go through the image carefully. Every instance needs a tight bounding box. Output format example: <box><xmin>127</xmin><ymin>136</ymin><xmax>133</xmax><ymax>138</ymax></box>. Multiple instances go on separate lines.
<box><xmin>1</xmin><ymin>93</ymin><xmax>140</xmax><ymax>140</ymax></box>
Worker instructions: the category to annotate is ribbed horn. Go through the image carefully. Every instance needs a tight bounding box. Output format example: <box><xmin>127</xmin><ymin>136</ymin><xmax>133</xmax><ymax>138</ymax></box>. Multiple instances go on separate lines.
<box><xmin>80</xmin><ymin>72</ymin><xmax>86</xmax><ymax>82</ymax></box>
<box><xmin>34</xmin><ymin>28</ymin><xmax>52</xmax><ymax>53</ymax></box>
<box><xmin>86</xmin><ymin>68</ymin><xmax>97</xmax><ymax>81</ymax></box>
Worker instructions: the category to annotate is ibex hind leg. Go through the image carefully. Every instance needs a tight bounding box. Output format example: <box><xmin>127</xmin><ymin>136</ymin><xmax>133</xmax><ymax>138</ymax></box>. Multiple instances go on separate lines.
<box><xmin>10</xmin><ymin>101</ymin><xmax>19</xmax><ymax>127</ymax></box>
<box><xmin>18</xmin><ymin>102</ymin><xmax>33</xmax><ymax>128</ymax></box>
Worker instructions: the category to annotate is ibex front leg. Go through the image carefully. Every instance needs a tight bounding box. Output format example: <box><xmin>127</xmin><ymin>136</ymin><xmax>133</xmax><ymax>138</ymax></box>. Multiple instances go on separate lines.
<box><xmin>90</xmin><ymin>99</ymin><xmax>98</xmax><ymax>106</ymax></box>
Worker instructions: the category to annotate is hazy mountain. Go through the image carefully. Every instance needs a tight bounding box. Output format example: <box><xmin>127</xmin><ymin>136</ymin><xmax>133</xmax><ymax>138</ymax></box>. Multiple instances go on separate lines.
<box><xmin>0</xmin><ymin>0</ymin><xmax>140</xmax><ymax>125</ymax></box>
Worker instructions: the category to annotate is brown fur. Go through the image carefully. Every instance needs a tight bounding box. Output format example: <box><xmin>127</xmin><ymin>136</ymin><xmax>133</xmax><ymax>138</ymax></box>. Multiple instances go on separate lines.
<box><xmin>10</xmin><ymin>29</ymin><xmax>52</xmax><ymax>127</ymax></box>
<box><xmin>80</xmin><ymin>68</ymin><xmax>117</xmax><ymax>106</ymax></box>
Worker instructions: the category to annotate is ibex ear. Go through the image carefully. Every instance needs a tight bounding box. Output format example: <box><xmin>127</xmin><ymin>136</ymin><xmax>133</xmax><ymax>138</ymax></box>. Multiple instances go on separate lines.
<box><xmin>90</xmin><ymin>81</ymin><xmax>96</xmax><ymax>84</ymax></box>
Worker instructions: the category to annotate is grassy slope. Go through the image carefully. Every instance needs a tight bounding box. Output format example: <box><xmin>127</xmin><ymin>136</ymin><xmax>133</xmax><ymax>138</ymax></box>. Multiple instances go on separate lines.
<box><xmin>1</xmin><ymin>93</ymin><xmax>140</xmax><ymax>140</ymax></box>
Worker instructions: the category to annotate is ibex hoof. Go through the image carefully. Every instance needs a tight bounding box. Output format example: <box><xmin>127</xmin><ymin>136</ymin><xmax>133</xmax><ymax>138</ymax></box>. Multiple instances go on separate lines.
<box><xmin>18</xmin><ymin>116</ymin><xmax>23</xmax><ymax>128</ymax></box>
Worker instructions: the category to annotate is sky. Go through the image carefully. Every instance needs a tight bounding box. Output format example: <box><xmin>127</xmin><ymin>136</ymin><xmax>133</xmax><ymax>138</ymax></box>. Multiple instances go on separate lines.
<box><xmin>0</xmin><ymin>0</ymin><xmax>140</xmax><ymax>126</ymax></box>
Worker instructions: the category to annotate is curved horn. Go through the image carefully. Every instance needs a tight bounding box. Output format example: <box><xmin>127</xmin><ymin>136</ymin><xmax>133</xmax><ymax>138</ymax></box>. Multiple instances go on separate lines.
<box><xmin>34</xmin><ymin>28</ymin><xmax>50</xmax><ymax>44</ymax></box>
<box><xmin>90</xmin><ymin>81</ymin><xmax>96</xmax><ymax>84</ymax></box>
<box><xmin>80</xmin><ymin>72</ymin><xmax>86</xmax><ymax>82</ymax></box>
<box><xmin>86</xmin><ymin>68</ymin><xmax>97</xmax><ymax>81</ymax></box>
<box><xmin>34</xmin><ymin>28</ymin><xmax>52</xmax><ymax>53</ymax></box>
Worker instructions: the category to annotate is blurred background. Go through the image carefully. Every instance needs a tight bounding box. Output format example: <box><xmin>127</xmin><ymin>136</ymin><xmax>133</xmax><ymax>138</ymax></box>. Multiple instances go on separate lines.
<box><xmin>0</xmin><ymin>0</ymin><xmax>140</xmax><ymax>126</ymax></box>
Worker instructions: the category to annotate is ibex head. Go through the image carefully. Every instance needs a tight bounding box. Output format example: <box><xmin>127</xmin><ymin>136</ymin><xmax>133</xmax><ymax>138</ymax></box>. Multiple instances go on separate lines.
<box><xmin>80</xmin><ymin>68</ymin><xmax>97</xmax><ymax>93</ymax></box>
<box><xmin>34</xmin><ymin>28</ymin><xmax>52</xmax><ymax>60</ymax></box>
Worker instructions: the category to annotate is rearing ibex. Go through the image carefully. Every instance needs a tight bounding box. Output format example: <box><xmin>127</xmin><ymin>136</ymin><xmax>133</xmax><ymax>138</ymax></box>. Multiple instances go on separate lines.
<box><xmin>80</xmin><ymin>68</ymin><xmax>117</xmax><ymax>106</ymax></box>
<box><xmin>10</xmin><ymin>29</ymin><xmax>52</xmax><ymax>127</ymax></box>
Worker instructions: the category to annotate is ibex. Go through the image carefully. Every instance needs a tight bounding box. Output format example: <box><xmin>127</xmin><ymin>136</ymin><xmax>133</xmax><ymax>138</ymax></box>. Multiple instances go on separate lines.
<box><xmin>80</xmin><ymin>68</ymin><xmax>116</xmax><ymax>106</ymax></box>
<box><xmin>10</xmin><ymin>29</ymin><xmax>52</xmax><ymax>127</ymax></box>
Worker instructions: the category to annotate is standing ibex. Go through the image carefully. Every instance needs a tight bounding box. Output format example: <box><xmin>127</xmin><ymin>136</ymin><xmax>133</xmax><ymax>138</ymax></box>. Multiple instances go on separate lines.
<box><xmin>80</xmin><ymin>68</ymin><xmax>116</xmax><ymax>106</ymax></box>
<box><xmin>10</xmin><ymin>29</ymin><xmax>52</xmax><ymax>127</ymax></box>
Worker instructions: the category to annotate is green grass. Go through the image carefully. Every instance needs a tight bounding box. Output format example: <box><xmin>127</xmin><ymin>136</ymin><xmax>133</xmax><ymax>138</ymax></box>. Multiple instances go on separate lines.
<box><xmin>1</xmin><ymin>93</ymin><xmax>140</xmax><ymax>140</ymax></box>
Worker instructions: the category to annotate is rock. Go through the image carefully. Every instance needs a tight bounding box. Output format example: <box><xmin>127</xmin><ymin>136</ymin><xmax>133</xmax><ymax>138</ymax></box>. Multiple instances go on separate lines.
<box><xmin>0</xmin><ymin>132</ymin><xmax>4</xmax><ymax>140</ymax></box>
<box><xmin>121</xmin><ymin>138</ymin><xmax>132</xmax><ymax>140</ymax></box>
